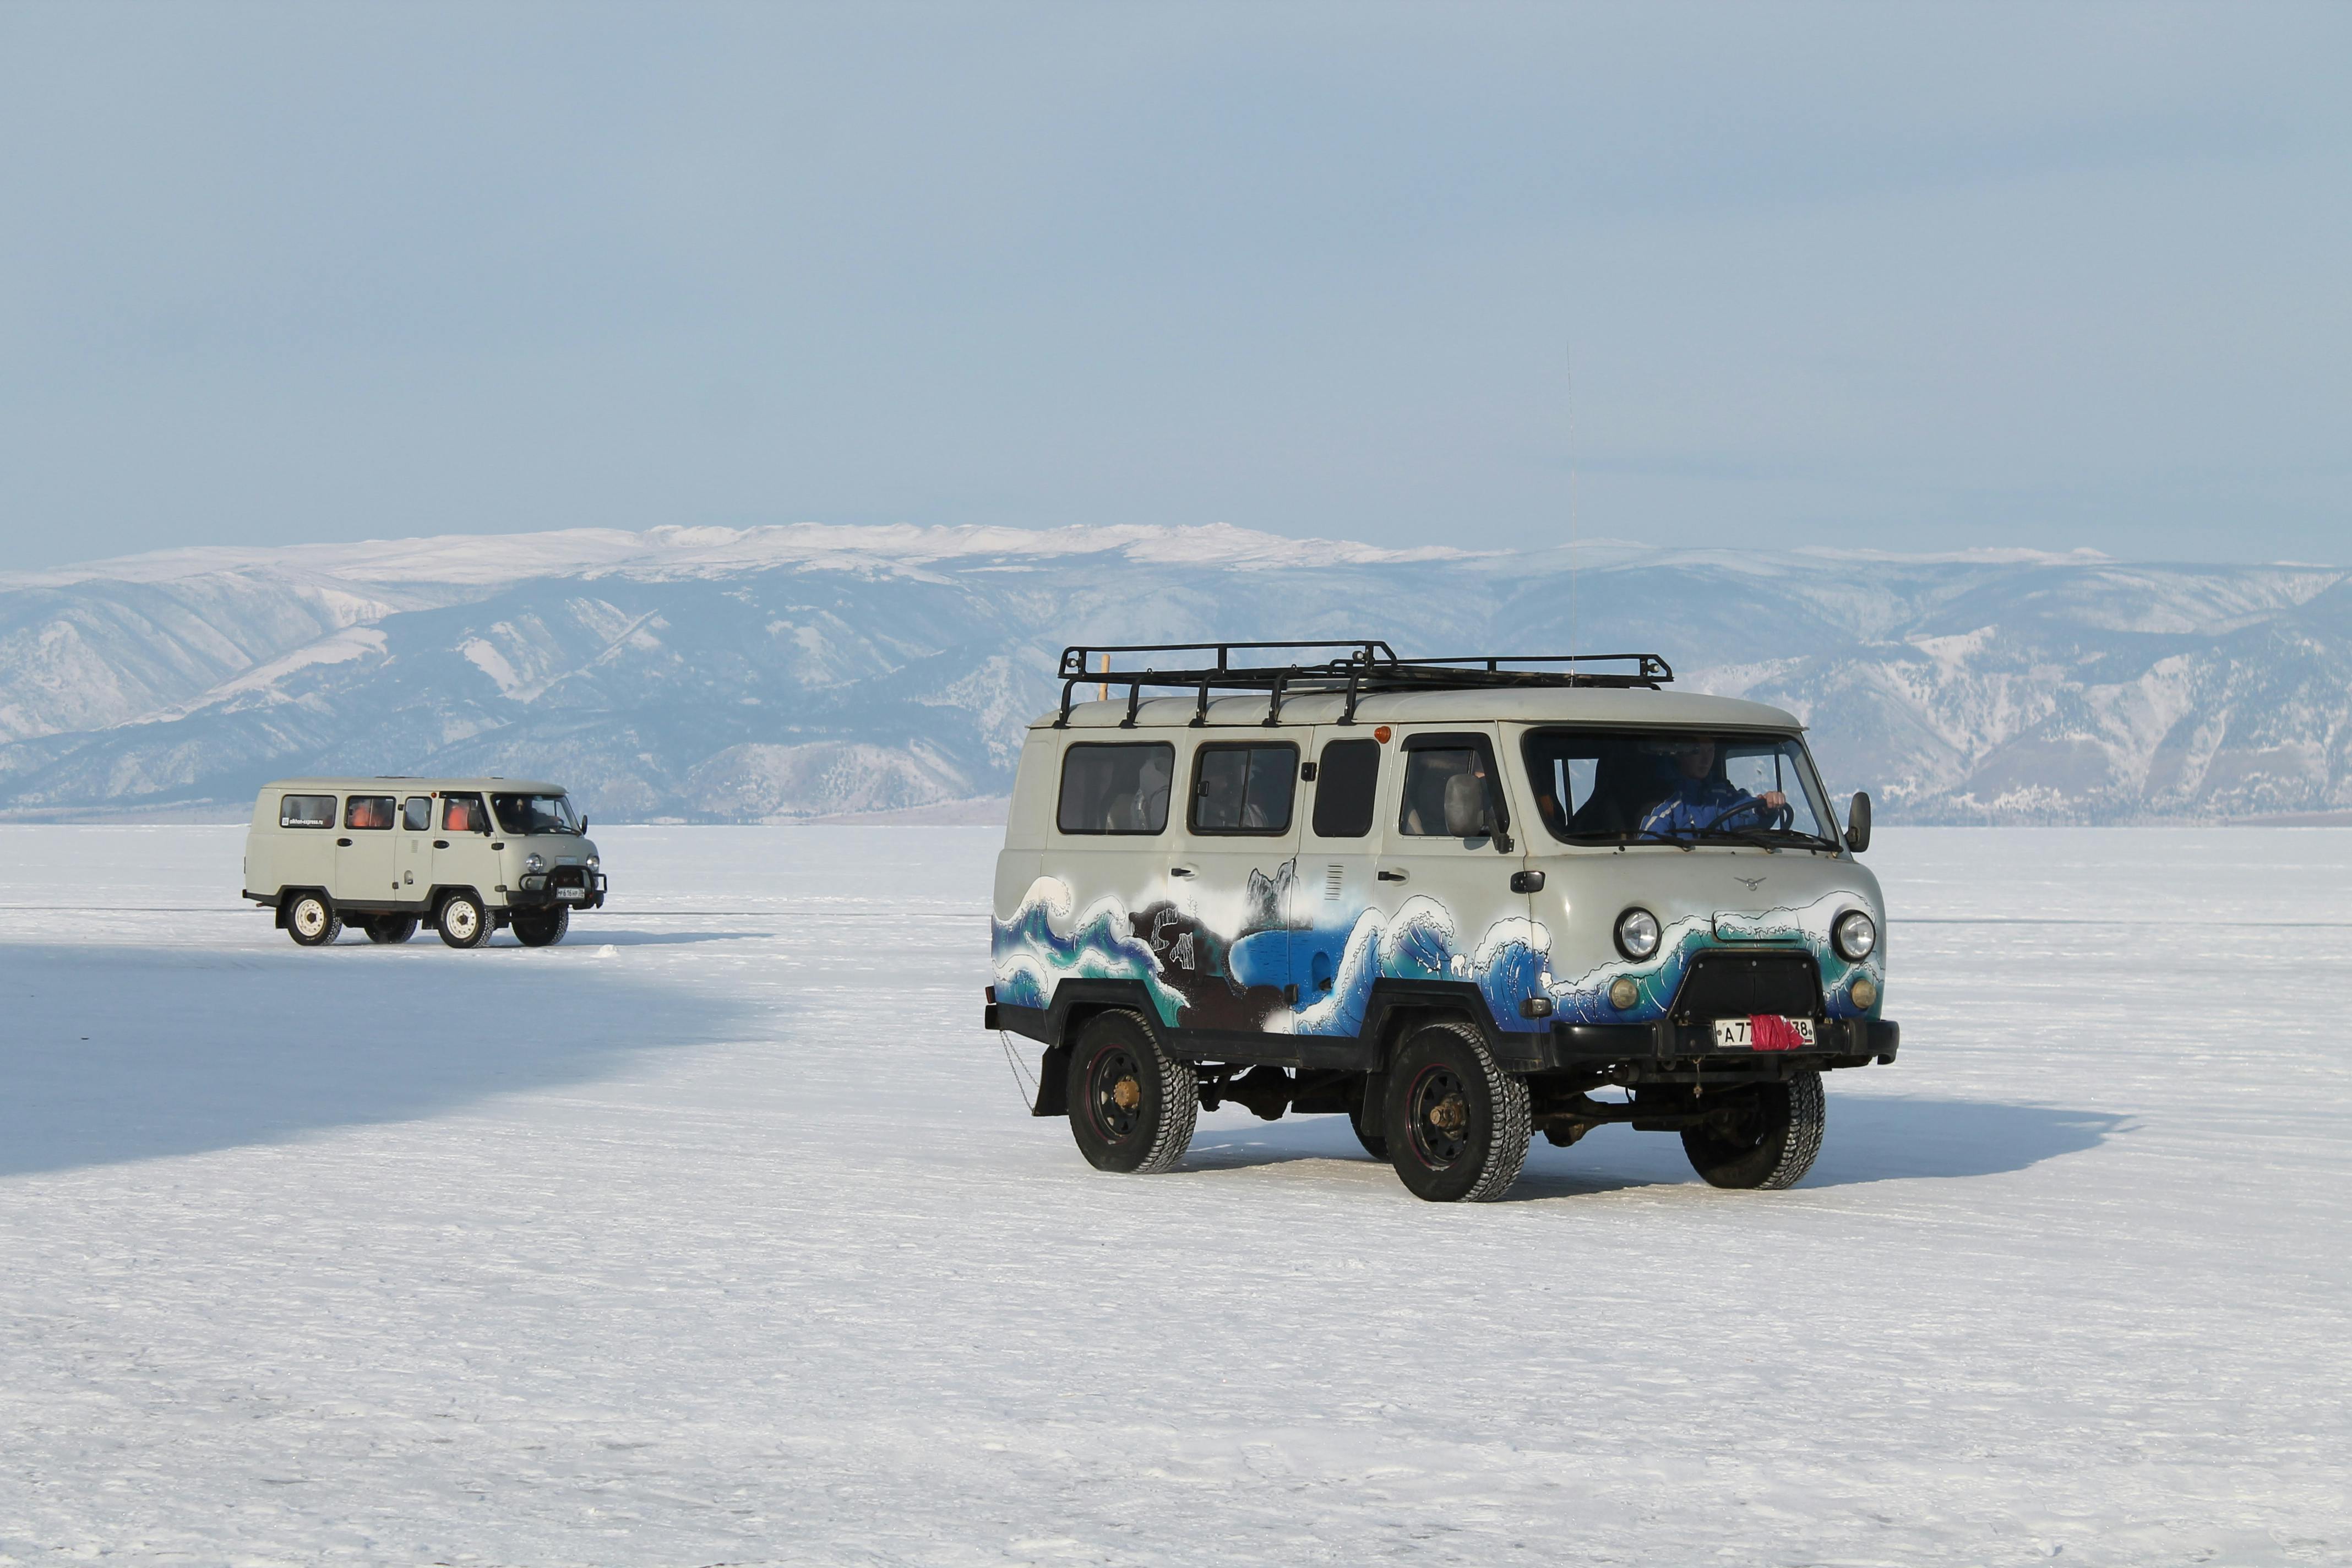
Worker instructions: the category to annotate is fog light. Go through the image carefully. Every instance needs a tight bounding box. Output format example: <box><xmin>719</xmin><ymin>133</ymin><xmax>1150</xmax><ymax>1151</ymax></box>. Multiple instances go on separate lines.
<box><xmin>1850</xmin><ymin>976</ymin><xmax>1879</xmax><ymax>1011</ymax></box>
<box><xmin>1608</xmin><ymin>976</ymin><xmax>1641</xmax><ymax>1010</ymax></box>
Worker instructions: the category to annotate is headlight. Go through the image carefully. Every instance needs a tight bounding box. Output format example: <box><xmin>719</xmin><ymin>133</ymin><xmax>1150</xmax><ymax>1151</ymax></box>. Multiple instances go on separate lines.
<box><xmin>525</xmin><ymin>853</ymin><xmax>545</xmax><ymax>874</ymax></box>
<box><xmin>1833</xmin><ymin>910</ymin><xmax>1877</xmax><ymax>962</ymax></box>
<box><xmin>586</xmin><ymin>856</ymin><xmax>599</xmax><ymax>869</ymax></box>
<box><xmin>1614</xmin><ymin>907</ymin><xmax>1661</xmax><ymax>961</ymax></box>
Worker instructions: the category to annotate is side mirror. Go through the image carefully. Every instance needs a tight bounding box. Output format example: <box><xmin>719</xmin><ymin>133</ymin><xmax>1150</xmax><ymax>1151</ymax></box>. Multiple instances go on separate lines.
<box><xmin>580</xmin><ymin>816</ymin><xmax>589</xmax><ymax>834</ymax></box>
<box><xmin>1845</xmin><ymin>791</ymin><xmax>1872</xmax><ymax>854</ymax></box>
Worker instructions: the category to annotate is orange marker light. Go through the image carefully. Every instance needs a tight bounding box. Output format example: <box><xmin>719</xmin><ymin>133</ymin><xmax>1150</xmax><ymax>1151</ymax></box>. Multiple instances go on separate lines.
<box><xmin>1373</xmin><ymin>725</ymin><xmax>1392</xmax><ymax>743</ymax></box>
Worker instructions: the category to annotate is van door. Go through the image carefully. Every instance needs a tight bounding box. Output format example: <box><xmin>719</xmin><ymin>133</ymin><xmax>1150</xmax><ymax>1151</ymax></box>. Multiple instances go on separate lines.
<box><xmin>336</xmin><ymin>793</ymin><xmax>401</xmax><ymax>906</ymax></box>
<box><xmin>432</xmin><ymin>791</ymin><xmax>500</xmax><ymax>903</ymax></box>
<box><xmin>1371</xmin><ymin>727</ymin><xmax>1536</xmax><ymax>1043</ymax></box>
<box><xmin>396</xmin><ymin>795</ymin><xmax>434</xmax><ymax>907</ymax></box>
<box><xmin>1167</xmin><ymin>735</ymin><xmax>1304</xmax><ymax>1035</ymax></box>
<box><xmin>1291</xmin><ymin>729</ymin><xmax>1387</xmax><ymax>1039</ymax></box>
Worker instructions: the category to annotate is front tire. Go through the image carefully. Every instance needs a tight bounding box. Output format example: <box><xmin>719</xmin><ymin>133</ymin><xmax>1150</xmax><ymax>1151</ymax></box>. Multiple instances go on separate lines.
<box><xmin>366</xmin><ymin>914</ymin><xmax>418</xmax><ymax>945</ymax></box>
<box><xmin>1384</xmin><ymin>1022</ymin><xmax>1531</xmax><ymax>1202</ymax></box>
<box><xmin>437</xmin><ymin>891</ymin><xmax>489</xmax><ymax>949</ymax></box>
<box><xmin>511</xmin><ymin>908</ymin><xmax>570</xmax><ymax>947</ymax></box>
<box><xmin>286</xmin><ymin>892</ymin><xmax>340</xmax><ymax>947</ymax></box>
<box><xmin>1065</xmin><ymin>1010</ymin><xmax>1197</xmax><ymax>1174</ymax></box>
<box><xmin>1681</xmin><ymin>1071</ymin><xmax>1826</xmax><ymax>1189</ymax></box>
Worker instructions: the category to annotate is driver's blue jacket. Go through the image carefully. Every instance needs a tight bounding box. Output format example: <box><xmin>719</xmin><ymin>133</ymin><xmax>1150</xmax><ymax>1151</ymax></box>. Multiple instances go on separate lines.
<box><xmin>1638</xmin><ymin>777</ymin><xmax>1763</xmax><ymax>840</ymax></box>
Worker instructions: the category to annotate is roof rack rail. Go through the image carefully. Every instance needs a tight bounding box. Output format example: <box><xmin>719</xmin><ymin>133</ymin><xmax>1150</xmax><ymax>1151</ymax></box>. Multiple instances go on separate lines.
<box><xmin>1052</xmin><ymin>641</ymin><xmax>1673</xmax><ymax>728</ymax></box>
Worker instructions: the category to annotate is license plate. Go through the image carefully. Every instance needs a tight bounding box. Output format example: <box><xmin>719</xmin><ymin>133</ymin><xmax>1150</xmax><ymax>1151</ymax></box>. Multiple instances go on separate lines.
<box><xmin>557</xmin><ymin>888</ymin><xmax>586</xmax><ymax>900</ymax></box>
<box><xmin>1713</xmin><ymin>1015</ymin><xmax>1815</xmax><ymax>1051</ymax></box>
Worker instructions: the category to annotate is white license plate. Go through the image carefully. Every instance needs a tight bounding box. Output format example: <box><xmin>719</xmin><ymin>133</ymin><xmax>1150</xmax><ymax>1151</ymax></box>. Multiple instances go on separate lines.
<box><xmin>1712</xmin><ymin>1015</ymin><xmax>1816</xmax><ymax>1051</ymax></box>
<box><xmin>557</xmin><ymin>888</ymin><xmax>586</xmax><ymax>900</ymax></box>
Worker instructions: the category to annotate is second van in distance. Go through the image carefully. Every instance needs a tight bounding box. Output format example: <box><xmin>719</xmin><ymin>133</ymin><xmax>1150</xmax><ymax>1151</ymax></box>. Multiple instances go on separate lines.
<box><xmin>243</xmin><ymin>776</ymin><xmax>606</xmax><ymax>948</ymax></box>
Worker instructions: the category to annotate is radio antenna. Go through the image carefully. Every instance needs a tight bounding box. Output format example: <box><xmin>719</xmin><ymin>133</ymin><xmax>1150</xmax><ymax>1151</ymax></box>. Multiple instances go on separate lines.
<box><xmin>1566</xmin><ymin>343</ymin><xmax>1578</xmax><ymax>662</ymax></box>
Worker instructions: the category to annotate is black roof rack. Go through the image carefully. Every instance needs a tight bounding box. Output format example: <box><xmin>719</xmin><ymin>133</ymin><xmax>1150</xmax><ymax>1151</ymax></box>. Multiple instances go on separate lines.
<box><xmin>1052</xmin><ymin>640</ymin><xmax>1673</xmax><ymax>728</ymax></box>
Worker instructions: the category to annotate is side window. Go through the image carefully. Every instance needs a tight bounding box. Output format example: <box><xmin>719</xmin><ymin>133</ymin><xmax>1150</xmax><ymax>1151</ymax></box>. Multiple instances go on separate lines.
<box><xmin>403</xmin><ymin>796</ymin><xmax>433</xmax><ymax>831</ymax></box>
<box><xmin>1311</xmin><ymin>739</ymin><xmax>1380</xmax><ymax>838</ymax></box>
<box><xmin>1399</xmin><ymin>741</ymin><xmax>1506</xmax><ymax>839</ymax></box>
<box><xmin>279</xmin><ymin>794</ymin><xmax>336</xmax><ymax>829</ymax></box>
<box><xmin>1057</xmin><ymin>743</ymin><xmax>1174</xmax><ymax>835</ymax></box>
<box><xmin>1190</xmin><ymin>743</ymin><xmax>1297</xmax><ymax>835</ymax></box>
<box><xmin>345</xmin><ymin>795</ymin><xmax>396</xmax><ymax>831</ymax></box>
<box><xmin>443</xmin><ymin>793</ymin><xmax>488</xmax><ymax>834</ymax></box>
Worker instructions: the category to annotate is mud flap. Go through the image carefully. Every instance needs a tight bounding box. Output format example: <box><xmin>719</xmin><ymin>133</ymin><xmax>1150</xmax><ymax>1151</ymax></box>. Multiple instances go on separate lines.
<box><xmin>1031</xmin><ymin>1044</ymin><xmax>1071</xmax><ymax>1117</ymax></box>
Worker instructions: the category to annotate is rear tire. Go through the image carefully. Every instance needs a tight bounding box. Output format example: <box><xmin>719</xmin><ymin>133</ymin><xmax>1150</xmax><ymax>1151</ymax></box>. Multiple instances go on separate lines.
<box><xmin>437</xmin><ymin>891</ymin><xmax>489</xmax><ymax>949</ymax></box>
<box><xmin>286</xmin><ymin>892</ymin><xmax>340</xmax><ymax>947</ymax></box>
<box><xmin>511</xmin><ymin>908</ymin><xmax>570</xmax><ymax>947</ymax></box>
<box><xmin>1384</xmin><ymin>1022</ymin><xmax>1530</xmax><ymax>1202</ymax></box>
<box><xmin>1065</xmin><ymin>1010</ymin><xmax>1197</xmax><ymax>1174</ymax></box>
<box><xmin>365</xmin><ymin>914</ymin><xmax>418</xmax><ymax>945</ymax></box>
<box><xmin>1681</xmin><ymin>1071</ymin><xmax>1826</xmax><ymax>1189</ymax></box>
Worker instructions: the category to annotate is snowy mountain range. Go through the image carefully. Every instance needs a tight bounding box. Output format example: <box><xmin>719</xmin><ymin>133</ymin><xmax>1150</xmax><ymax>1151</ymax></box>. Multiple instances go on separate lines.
<box><xmin>2</xmin><ymin>522</ymin><xmax>2346</xmax><ymax>824</ymax></box>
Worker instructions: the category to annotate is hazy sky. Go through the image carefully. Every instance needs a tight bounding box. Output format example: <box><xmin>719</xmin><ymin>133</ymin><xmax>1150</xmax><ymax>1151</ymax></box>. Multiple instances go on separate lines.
<box><xmin>2</xmin><ymin>2</ymin><xmax>2346</xmax><ymax>570</ymax></box>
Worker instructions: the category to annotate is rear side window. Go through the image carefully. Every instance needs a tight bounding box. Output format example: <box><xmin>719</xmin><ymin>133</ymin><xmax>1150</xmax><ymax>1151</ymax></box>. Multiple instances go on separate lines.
<box><xmin>443</xmin><ymin>793</ymin><xmax>488</xmax><ymax>834</ymax></box>
<box><xmin>1311</xmin><ymin>739</ymin><xmax>1380</xmax><ymax>838</ymax></box>
<box><xmin>345</xmin><ymin>795</ymin><xmax>396</xmax><ymax>831</ymax></box>
<box><xmin>1058</xmin><ymin>743</ymin><xmax>1174</xmax><ymax>835</ymax></box>
<box><xmin>279</xmin><ymin>794</ymin><xmax>336</xmax><ymax>829</ymax></box>
<box><xmin>1190</xmin><ymin>743</ymin><xmax>1297</xmax><ymax>834</ymax></box>
<box><xmin>403</xmin><ymin>797</ymin><xmax>432</xmax><ymax>831</ymax></box>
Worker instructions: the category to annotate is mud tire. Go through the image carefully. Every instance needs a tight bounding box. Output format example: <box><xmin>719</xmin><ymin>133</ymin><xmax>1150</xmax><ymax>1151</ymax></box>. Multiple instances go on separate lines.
<box><xmin>1681</xmin><ymin>1071</ymin><xmax>1826</xmax><ymax>1190</ymax></box>
<box><xmin>1384</xmin><ymin>1022</ymin><xmax>1531</xmax><ymax>1202</ymax></box>
<box><xmin>1066</xmin><ymin>1010</ymin><xmax>1197</xmax><ymax>1174</ymax></box>
<box><xmin>437</xmin><ymin>891</ymin><xmax>490</xmax><ymax>949</ymax></box>
<box><xmin>286</xmin><ymin>892</ymin><xmax>340</xmax><ymax>947</ymax></box>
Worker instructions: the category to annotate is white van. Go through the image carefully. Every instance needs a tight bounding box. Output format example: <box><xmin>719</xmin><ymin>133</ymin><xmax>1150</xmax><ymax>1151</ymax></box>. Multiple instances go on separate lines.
<box><xmin>987</xmin><ymin>642</ymin><xmax>1898</xmax><ymax>1202</ymax></box>
<box><xmin>243</xmin><ymin>776</ymin><xmax>606</xmax><ymax>948</ymax></box>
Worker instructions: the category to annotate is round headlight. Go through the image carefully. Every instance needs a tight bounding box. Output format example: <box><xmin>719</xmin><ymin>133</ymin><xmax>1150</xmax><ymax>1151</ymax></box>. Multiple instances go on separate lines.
<box><xmin>1833</xmin><ymin>910</ymin><xmax>1877</xmax><ymax>962</ymax></box>
<box><xmin>1614</xmin><ymin>907</ymin><xmax>1662</xmax><ymax>961</ymax></box>
<box><xmin>586</xmin><ymin>856</ymin><xmax>600</xmax><ymax>869</ymax></box>
<box><xmin>525</xmin><ymin>853</ymin><xmax>546</xmax><ymax>873</ymax></box>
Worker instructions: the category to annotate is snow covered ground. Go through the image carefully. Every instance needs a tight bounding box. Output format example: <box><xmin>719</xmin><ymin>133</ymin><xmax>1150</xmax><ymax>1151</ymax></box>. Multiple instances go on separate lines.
<box><xmin>2</xmin><ymin>825</ymin><xmax>2345</xmax><ymax>1566</ymax></box>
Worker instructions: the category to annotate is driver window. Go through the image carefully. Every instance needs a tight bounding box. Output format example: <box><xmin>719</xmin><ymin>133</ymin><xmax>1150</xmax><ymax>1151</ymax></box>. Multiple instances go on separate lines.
<box><xmin>1399</xmin><ymin>744</ymin><xmax>1502</xmax><ymax>839</ymax></box>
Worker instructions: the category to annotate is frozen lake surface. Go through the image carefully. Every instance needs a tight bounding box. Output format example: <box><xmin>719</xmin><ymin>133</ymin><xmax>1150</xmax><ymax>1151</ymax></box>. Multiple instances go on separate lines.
<box><xmin>1</xmin><ymin>825</ymin><xmax>2346</xmax><ymax>1566</ymax></box>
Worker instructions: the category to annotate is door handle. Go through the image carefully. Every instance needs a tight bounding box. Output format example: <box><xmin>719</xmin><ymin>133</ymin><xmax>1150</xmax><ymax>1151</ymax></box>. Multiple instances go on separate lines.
<box><xmin>1169</xmin><ymin>865</ymin><xmax>1195</xmax><ymax>878</ymax></box>
<box><xmin>433</xmin><ymin>840</ymin><xmax>449</xmax><ymax>849</ymax></box>
<box><xmin>1378</xmin><ymin>868</ymin><xmax>1408</xmax><ymax>883</ymax></box>
<box><xmin>1510</xmin><ymin>870</ymin><xmax>1547</xmax><ymax>893</ymax></box>
<box><xmin>336</xmin><ymin>837</ymin><xmax>352</xmax><ymax>847</ymax></box>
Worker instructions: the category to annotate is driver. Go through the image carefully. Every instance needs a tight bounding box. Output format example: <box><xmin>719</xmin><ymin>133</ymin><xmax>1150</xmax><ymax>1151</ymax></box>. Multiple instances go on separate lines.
<box><xmin>1638</xmin><ymin>739</ymin><xmax>1786</xmax><ymax>840</ymax></box>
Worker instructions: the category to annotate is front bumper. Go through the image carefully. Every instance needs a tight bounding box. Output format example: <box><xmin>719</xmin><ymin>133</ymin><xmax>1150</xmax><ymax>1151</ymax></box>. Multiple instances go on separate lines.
<box><xmin>508</xmin><ymin>870</ymin><xmax>607</xmax><ymax>911</ymax></box>
<box><xmin>1539</xmin><ymin>1015</ymin><xmax>1898</xmax><ymax>1072</ymax></box>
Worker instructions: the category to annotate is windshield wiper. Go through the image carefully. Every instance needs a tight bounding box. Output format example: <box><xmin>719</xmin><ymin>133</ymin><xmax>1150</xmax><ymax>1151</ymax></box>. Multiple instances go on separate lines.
<box><xmin>1689</xmin><ymin>824</ymin><xmax>1785</xmax><ymax>852</ymax></box>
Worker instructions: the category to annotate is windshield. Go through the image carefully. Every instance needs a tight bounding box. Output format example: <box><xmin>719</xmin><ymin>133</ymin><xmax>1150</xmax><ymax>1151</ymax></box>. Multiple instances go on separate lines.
<box><xmin>1521</xmin><ymin>729</ymin><xmax>1836</xmax><ymax>846</ymax></box>
<box><xmin>491</xmin><ymin>793</ymin><xmax>583</xmax><ymax>835</ymax></box>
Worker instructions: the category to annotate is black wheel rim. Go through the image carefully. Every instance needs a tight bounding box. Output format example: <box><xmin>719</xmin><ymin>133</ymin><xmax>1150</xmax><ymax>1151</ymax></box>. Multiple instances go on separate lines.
<box><xmin>1406</xmin><ymin>1065</ymin><xmax>1472</xmax><ymax>1169</ymax></box>
<box><xmin>1087</xmin><ymin>1046</ymin><xmax>1146</xmax><ymax>1143</ymax></box>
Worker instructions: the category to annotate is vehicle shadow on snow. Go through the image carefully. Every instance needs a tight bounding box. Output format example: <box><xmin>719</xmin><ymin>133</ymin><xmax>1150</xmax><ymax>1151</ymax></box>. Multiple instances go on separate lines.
<box><xmin>1184</xmin><ymin>1096</ymin><xmax>2133</xmax><ymax>1196</ymax></box>
<box><xmin>567</xmin><ymin>930</ymin><xmax>770</xmax><ymax>946</ymax></box>
<box><xmin>0</xmin><ymin>941</ymin><xmax>761</xmax><ymax>1179</ymax></box>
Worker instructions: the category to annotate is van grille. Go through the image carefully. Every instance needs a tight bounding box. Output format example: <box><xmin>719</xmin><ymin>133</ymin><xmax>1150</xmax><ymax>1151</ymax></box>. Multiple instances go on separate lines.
<box><xmin>1669</xmin><ymin>949</ymin><xmax>1822</xmax><ymax>1021</ymax></box>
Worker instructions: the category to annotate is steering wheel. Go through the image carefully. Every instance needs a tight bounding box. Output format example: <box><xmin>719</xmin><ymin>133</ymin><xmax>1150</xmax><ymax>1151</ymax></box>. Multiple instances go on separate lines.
<box><xmin>1713</xmin><ymin>796</ymin><xmax>1793</xmax><ymax>833</ymax></box>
